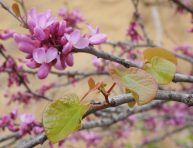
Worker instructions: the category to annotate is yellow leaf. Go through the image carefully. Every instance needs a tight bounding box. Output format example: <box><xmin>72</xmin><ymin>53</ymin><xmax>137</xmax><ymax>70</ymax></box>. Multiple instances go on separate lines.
<box><xmin>144</xmin><ymin>48</ymin><xmax>177</xmax><ymax>65</ymax></box>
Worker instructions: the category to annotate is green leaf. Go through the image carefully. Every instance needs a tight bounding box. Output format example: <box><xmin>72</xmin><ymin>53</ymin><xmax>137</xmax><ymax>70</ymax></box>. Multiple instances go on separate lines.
<box><xmin>144</xmin><ymin>56</ymin><xmax>176</xmax><ymax>85</ymax></box>
<box><xmin>42</xmin><ymin>94</ymin><xmax>90</xmax><ymax>143</ymax></box>
<box><xmin>110</xmin><ymin>67</ymin><xmax>158</xmax><ymax>105</ymax></box>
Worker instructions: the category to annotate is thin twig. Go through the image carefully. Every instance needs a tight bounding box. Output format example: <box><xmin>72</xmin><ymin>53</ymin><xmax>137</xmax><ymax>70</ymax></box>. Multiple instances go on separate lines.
<box><xmin>172</xmin><ymin>0</ymin><xmax>193</xmax><ymax>14</ymax></box>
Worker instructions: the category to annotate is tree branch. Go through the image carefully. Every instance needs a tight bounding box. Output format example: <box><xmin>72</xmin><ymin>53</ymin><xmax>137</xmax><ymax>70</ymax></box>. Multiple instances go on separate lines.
<box><xmin>16</xmin><ymin>88</ymin><xmax>193</xmax><ymax>147</ymax></box>
<box><xmin>73</xmin><ymin>47</ymin><xmax>193</xmax><ymax>83</ymax></box>
<box><xmin>140</xmin><ymin>124</ymin><xmax>193</xmax><ymax>146</ymax></box>
<box><xmin>173</xmin><ymin>0</ymin><xmax>193</xmax><ymax>14</ymax></box>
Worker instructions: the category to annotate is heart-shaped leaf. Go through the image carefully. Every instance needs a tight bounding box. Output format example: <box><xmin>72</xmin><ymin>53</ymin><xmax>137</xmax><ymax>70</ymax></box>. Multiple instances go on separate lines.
<box><xmin>43</xmin><ymin>94</ymin><xmax>90</xmax><ymax>143</ymax></box>
<box><xmin>144</xmin><ymin>48</ymin><xmax>177</xmax><ymax>65</ymax></box>
<box><xmin>110</xmin><ymin>67</ymin><xmax>158</xmax><ymax>105</ymax></box>
<box><xmin>144</xmin><ymin>56</ymin><xmax>176</xmax><ymax>84</ymax></box>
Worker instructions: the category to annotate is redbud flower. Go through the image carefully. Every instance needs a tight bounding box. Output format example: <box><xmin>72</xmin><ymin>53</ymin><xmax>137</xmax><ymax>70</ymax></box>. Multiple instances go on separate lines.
<box><xmin>87</xmin><ymin>23</ymin><xmax>107</xmax><ymax>45</ymax></box>
<box><xmin>127</xmin><ymin>21</ymin><xmax>143</xmax><ymax>43</ymax></box>
<box><xmin>65</xmin><ymin>29</ymin><xmax>89</xmax><ymax>49</ymax></box>
<box><xmin>58</xmin><ymin>7</ymin><xmax>84</xmax><ymax>27</ymax></box>
<box><xmin>0</xmin><ymin>29</ymin><xmax>15</xmax><ymax>40</ymax></box>
<box><xmin>13</xmin><ymin>8</ymin><xmax>106</xmax><ymax>79</ymax></box>
<box><xmin>174</xmin><ymin>44</ymin><xmax>193</xmax><ymax>58</ymax></box>
<box><xmin>92</xmin><ymin>56</ymin><xmax>105</xmax><ymax>71</ymax></box>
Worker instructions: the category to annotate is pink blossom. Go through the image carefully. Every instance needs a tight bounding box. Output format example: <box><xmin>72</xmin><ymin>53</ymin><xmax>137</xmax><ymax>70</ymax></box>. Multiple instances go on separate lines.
<box><xmin>33</xmin><ymin>126</ymin><xmax>44</xmax><ymax>135</ymax></box>
<box><xmin>87</xmin><ymin>23</ymin><xmax>107</xmax><ymax>45</ymax></box>
<box><xmin>58</xmin><ymin>7</ymin><xmax>84</xmax><ymax>27</ymax></box>
<box><xmin>66</xmin><ymin>29</ymin><xmax>89</xmax><ymax>49</ymax></box>
<box><xmin>0</xmin><ymin>57</ymin><xmax>29</xmax><ymax>87</ymax></box>
<box><xmin>174</xmin><ymin>44</ymin><xmax>193</xmax><ymax>58</ymax></box>
<box><xmin>13</xmin><ymin>8</ymin><xmax>106</xmax><ymax>79</ymax></box>
<box><xmin>14</xmin><ymin>34</ymin><xmax>40</xmax><ymax>54</ymax></box>
<box><xmin>92</xmin><ymin>56</ymin><xmax>105</xmax><ymax>71</ymax></box>
<box><xmin>144</xmin><ymin>117</ymin><xmax>157</xmax><ymax>131</ymax></box>
<box><xmin>20</xmin><ymin>114</ymin><xmax>35</xmax><ymax>124</ymax></box>
<box><xmin>27</xmin><ymin>8</ymin><xmax>56</xmax><ymax>40</ymax></box>
<box><xmin>0</xmin><ymin>109</ymin><xmax>19</xmax><ymax>132</ymax></box>
<box><xmin>0</xmin><ymin>29</ymin><xmax>15</xmax><ymax>40</ymax></box>
<box><xmin>127</xmin><ymin>21</ymin><xmax>143</xmax><ymax>43</ymax></box>
<box><xmin>36</xmin><ymin>83</ymin><xmax>55</xmax><ymax>95</ymax></box>
<box><xmin>79</xmin><ymin>131</ymin><xmax>101</xmax><ymax>147</ymax></box>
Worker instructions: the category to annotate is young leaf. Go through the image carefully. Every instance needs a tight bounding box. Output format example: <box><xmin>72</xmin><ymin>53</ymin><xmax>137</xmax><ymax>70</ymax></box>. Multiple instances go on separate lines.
<box><xmin>144</xmin><ymin>47</ymin><xmax>177</xmax><ymax>65</ymax></box>
<box><xmin>144</xmin><ymin>56</ymin><xmax>176</xmax><ymax>84</ymax></box>
<box><xmin>43</xmin><ymin>94</ymin><xmax>90</xmax><ymax>143</ymax></box>
<box><xmin>110</xmin><ymin>67</ymin><xmax>158</xmax><ymax>105</ymax></box>
<box><xmin>12</xmin><ymin>3</ymin><xmax>21</xmax><ymax>17</ymax></box>
<box><xmin>126</xmin><ymin>88</ymin><xmax>136</xmax><ymax>107</ymax></box>
<box><xmin>88</xmin><ymin>77</ymin><xmax>96</xmax><ymax>89</ymax></box>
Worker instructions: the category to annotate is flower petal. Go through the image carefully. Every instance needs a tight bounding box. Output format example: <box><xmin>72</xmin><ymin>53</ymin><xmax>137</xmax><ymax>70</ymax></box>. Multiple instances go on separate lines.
<box><xmin>65</xmin><ymin>53</ymin><xmax>74</xmax><ymax>66</ymax></box>
<box><xmin>33</xmin><ymin>48</ymin><xmax>46</xmax><ymax>64</ymax></box>
<box><xmin>89</xmin><ymin>33</ymin><xmax>107</xmax><ymax>45</ymax></box>
<box><xmin>18</xmin><ymin>42</ymin><xmax>35</xmax><ymax>54</ymax></box>
<box><xmin>62</xmin><ymin>42</ymin><xmax>72</xmax><ymax>55</ymax></box>
<box><xmin>26</xmin><ymin>59</ymin><xmax>39</xmax><ymax>69</ymax></box>
<box><xmin>55</xmin><ymin>56</ymin><xmax>66</xmax><ymax>70</ymax></box>
<box><xmin>37</xmin><ymin>64</ymin><xmax>50</xmax><ymax>79</ymax></box>
<box><xmin>67</xmin><ymin>29</ymin><xmax>81</xmax><ymax>44</ymax></box>
<box><xmin>74</xmin><ymin>37</ymin><xmax>89</xmax><ymax>49</ymax></box>
<box><xmin>34</xmin><ymin>27</ymin><xmax>46</xmax><ymax>41</ymax></box>
<box><xmin>86</xmin><ymin>23</ymin><xmax>97</xmax><ymax>34</ymax></box>
<box><xmin>45</xmin><ymin>47</ymin><xmax>58</xmax><ymax>63</ymax></box>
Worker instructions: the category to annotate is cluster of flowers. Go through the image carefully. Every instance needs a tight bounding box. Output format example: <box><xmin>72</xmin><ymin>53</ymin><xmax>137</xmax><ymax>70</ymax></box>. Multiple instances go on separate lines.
<box><xmin>13</xmin><ymin>8</ymin><xmax>107</xmax><ymax>79</ymax></box>
<box><xmin>127</xmin><ymin>21</ymin><xmax>143</xmax><ymax>43</ymax></box>
<box><xmin>58</xmin><ymin>7</ymin><xmax>84</xmax><ymax>27</ymax></box>
<box><xmin>174</xmin><ymin>44</ymin><xmax>193</xmax><ymax>58</ymax></box>
<box><xmin>49</xmin><ymin>131</ymin><xmax>101</xmax><ymax>148</ymax></box>
<box><xmin>92</xmin><ymin>57</ymin><xmax>105</xmax><ymax>72</ymax></box>
<box><xmin>157</xmin><ymin>102</ymin><xmax>192</xmax><ymax>126</ymax></box>
<box><xmin>4</xmin><ymin>83</ymin><xmax>54</xmax><ymax>104</ymax></box>
<box><xmin>0</xmin><ymin>56</ymin><xmax>29</xmax><ymax>87</ymax></box>
<box><xmin>0</xmin><ymin>109</ymin><xmax>43</xmax><ymax>136</ymax></box>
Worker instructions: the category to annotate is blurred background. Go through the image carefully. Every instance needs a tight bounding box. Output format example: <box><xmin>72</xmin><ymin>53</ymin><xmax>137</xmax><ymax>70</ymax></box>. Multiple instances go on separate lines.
<box><xmin>0</xmin><ymin>0</ymin><xmax>193</xmax><ymax>147</ymax></box>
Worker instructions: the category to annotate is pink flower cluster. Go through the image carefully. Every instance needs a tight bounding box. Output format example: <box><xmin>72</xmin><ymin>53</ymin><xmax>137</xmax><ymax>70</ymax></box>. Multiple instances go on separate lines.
<box><xmin>14</xmin><ymin>8</ymin><xmax>107</xmax><ymax>79</ymax></box>
<box><xmin>0</xmin><ymin>110</ymin><xmax>43</xmax><ymax>136</ymax></box>
<box><xmin>58</xmin><ymin>7</ymin><xmax>84</xmax><ymax>27</ymax></box>
<box><xmin>0</xmin><ymin>57</ymin><xmax>29</xmax><ymax>87</ymax></box>
<box><xmin>0</xmin><ymin>109</ymin><xmax>18</xmax><ymax>132</ymax></box>
<box><xmin>36</xmin><ymin>83</ymin><xmax>55</xmax><ymax>96</ymax></box>
<box><xmin>174</xmin><ymin>44</ymin><xmax>193</xmax><ymax>58</ymax></box>
<box><xmin>92</xmin><ymin>56</ymin><xmax>105</xmax><ymax>71</ymax></box>
<box><xmin>5</xmin><ymin>83</ymin><xmax>54</xmax><ymax>104</ymax></box>
<box><xmin>157</xmin><ymin>103</ymin><xmax>192</xmax><ymax>126</ymax></box>
<box><xmin>127</xmin><ymin>21</ymin><xmax>143</xmax><ymax>43</ymax></box>
<box><xmin>19</xmin><ymin>114</ymin><xmax>43</xmax><ymax>135</ymax></box>
<box><xmin>49</xmin><ymin>131</ymin><xmax>101</xmax><ymax>148</ymax></box>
